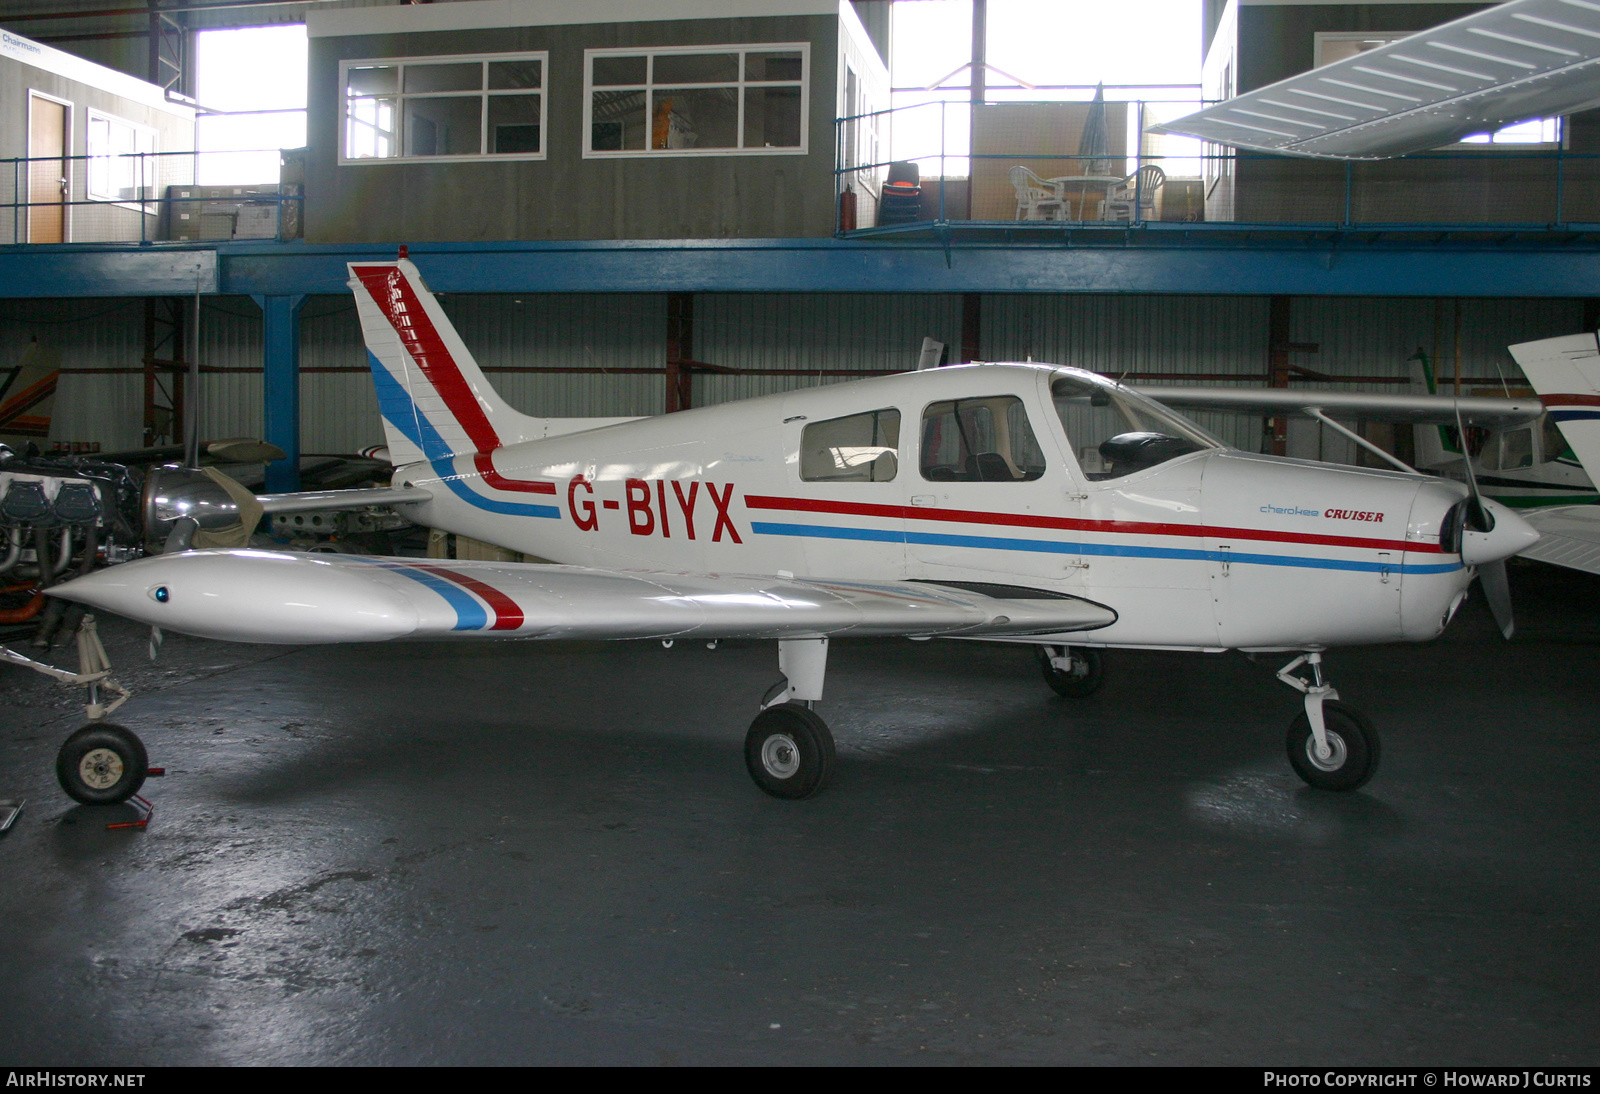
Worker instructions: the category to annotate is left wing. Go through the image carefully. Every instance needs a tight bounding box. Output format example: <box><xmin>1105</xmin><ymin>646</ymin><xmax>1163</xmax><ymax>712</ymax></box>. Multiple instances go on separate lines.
<box><xmin>1151</xmin><ymin>0</ymin><xmax>1600</xmax><ymax>159</ymax></box>
<box><xmin>47</xmin><ymin>550</ymin><xmax>1116</xmax><ymax>644</ymax></box>
<box><xmin>1520</xmin><ymin>505</ymin><xmax>1600</xmax><ymax>576</ymax></box>
<box><xmin>1136</xmin><ymin>386</ymin><xmax>1543</xmax><ymax>427</ymax></box>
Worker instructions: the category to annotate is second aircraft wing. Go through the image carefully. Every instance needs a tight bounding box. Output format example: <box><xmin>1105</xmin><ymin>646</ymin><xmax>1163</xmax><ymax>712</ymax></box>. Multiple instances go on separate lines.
<box><xmin>47</xmin><ymin>549</ymin><xmax>1117</xmax><ymax>645</ymax></box>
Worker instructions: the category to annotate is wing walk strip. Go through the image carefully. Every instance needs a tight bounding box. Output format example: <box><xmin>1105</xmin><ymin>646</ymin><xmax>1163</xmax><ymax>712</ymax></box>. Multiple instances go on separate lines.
<box><xmin>744</xmin><ymin>496</ymin><xmax>1463</xmax><ymax>575</ymax></box>
<box><xmin>353</xmin><ymin>265</ymin><xmax>560</xmax><ymax>514</ymax></box>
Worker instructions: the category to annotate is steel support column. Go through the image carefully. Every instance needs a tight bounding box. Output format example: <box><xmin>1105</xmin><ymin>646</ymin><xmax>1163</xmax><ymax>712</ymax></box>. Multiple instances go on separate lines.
<box><xmin>253</xmin><ymin>293</ymin><xmax>304</xmax><ymax>493</ymax></box>
<box><xmin>666</xmin><ymin>292</ymin><xmax>694</xmax><ymax>413</ymax></box>
<box><xmin>961</xmin><ymin>293</ymin><xmax>981</xmax><ymax>363</ymax></box>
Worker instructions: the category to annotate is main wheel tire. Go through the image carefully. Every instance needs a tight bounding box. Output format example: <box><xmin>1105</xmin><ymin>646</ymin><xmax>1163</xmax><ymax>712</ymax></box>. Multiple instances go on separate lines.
<box><xmin>744</xmin><ymin>703</ymin><xmax>836</xmax><ymax>800</ymax></box>
<box><xmin>1286</xmin><ymin>701</ymin><xmax>1380</xmax><ymax>792</ymax></box>
<box><xmin>1035</xmin><ymin>645</ymin><xmax>1105</xmax><ymax>699</ymax></box>
<box><xmin>56</xmin><ymin>723</ymin><xmax>147</xmax><ymax>805</ymax></box>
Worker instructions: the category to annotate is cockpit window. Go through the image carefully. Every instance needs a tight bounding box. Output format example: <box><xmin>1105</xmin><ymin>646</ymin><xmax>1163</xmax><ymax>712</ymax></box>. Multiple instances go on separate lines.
<box><xmin>1052</xmin><ymin>375</ymin><xmax>1217</xmax><ymax>481</ymax></box>
<box><xmin>920</xmin><ymin>396</ymin><xmax>1046</xmax><ymax>482</ymax></box>
<box><xmin>800</xmin><ymin>408</ymin><xmax>900</xmax><ymax>482</ymax></box>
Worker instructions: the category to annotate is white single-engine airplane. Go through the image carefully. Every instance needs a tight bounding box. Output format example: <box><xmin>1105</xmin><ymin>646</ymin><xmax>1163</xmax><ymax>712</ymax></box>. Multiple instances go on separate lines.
<box><xmin>44</xmin><ymin>260</ymin><xmax>1541</xmax><ymax>805</ymax></box>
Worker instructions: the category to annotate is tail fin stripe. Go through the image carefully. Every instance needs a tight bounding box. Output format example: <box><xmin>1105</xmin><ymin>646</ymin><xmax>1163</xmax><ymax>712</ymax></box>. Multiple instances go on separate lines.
<box><xmin>352</xmin><ymin>265</ymin><xmax>503</xmax><ymax>453</ymax></box>
<box><xmin>355</xmin><ymin>264</ymin><xmax>560</xmax><ymax>498</ymax></box>
<box><xmin>368</xmin><ymin>347</ymin><xmax>560</xmax><ymax>519</ymax></box>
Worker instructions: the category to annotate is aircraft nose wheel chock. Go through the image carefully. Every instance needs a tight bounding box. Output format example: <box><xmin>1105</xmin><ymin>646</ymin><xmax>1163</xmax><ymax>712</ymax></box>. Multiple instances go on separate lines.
<box><xmin>1035</xmin><ymin>644</ymin><xmax>1105</xmax><ymax>698</ymax></box>
<box><xmin>1276</xmin><ymin>652</ymin><xmax>1380</xmax><ymax>791</ymax></box>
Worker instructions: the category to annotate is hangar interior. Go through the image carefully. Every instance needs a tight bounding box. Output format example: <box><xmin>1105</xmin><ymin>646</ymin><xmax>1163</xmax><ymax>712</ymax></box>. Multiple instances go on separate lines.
<box><xmin>1</xmin><ymin>0</ymin><xmax>1598</xmax><ymax>1068</ymax></box>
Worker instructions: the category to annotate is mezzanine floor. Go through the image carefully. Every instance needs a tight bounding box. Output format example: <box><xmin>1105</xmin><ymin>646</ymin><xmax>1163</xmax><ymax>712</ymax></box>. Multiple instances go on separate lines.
<box><xmin>0</xmin><ymin>562</ymin><xmax>1597</xmax><ymax>1065</ymax></box>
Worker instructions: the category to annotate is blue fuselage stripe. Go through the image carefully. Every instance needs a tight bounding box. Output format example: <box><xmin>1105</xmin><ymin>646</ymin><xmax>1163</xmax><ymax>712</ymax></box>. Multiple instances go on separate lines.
<box><xmin>1549</xmin><ymin>409</ymin><xmax>1600</xmax><ymax>423</ymax></box>
<box><xmin>748</xmin><ymin>521</ymin><xmax>1463</xmax><ymax>575</ymax></box>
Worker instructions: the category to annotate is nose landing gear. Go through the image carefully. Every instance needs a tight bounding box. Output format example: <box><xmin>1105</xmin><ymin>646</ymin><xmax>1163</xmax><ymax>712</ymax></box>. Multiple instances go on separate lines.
<box><xmin>1035</xmin><ymin>644</ymin><xmax>1105</xmax><ymax>698</ymax></box>
<box><xmin>1276</xmin><ymin>651</ymin><xmax>1380</xmax><ymax>791</ymax></box>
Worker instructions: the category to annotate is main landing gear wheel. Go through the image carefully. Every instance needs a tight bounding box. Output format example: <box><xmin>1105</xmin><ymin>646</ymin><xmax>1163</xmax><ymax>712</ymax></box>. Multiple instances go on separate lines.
<box><xmin>1035</xmin><ymin>645</ymin><xmax>1105</xmax><ymax>698</ymax></box>
<box><xmin>745</xmin><ymin>702</ymin><xmax>836</xmax><ymax>800</ymax></box>
<box><xmin>1286</xmin><ymin>702</ymin><xmax>1380</xmax><ymax>792</ymax></box>
<box><xmin>56</xmin><ymin>723</ymin><xmax>147</xmax><ymax>805</ymax></box>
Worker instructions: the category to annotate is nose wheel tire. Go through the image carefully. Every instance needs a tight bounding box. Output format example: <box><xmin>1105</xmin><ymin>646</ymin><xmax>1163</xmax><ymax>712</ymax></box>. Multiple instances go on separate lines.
<box><xmin>745</xmin><ymin>703</ymin><xmax>836</xmax><ymax>800</ymax></box>
<box><xmin>1035</xmin><ymin>645</ymin><xmax>1105</xmax><ymax>699</ymax></box>
<box><xmin>1286</xmin><ymin>701</ymin><xmax>1380</xmax><ymax>792</ymax></box>
<box><xmin>56</xmin><ymin>723</ymin><xmax>147</xmax><ymax>805</ymax></box>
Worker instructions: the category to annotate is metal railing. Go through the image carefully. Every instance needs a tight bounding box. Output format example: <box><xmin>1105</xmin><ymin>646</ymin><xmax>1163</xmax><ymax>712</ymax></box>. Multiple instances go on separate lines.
<box><xmin>0</xmin><ymin>149</ymin><xmax>304</xmax><ymax>246</ymax></box>
<box><xmin>835</xmin><ymin>99</ymin><xmax>1600</xmax><ymax>234</ymax></box>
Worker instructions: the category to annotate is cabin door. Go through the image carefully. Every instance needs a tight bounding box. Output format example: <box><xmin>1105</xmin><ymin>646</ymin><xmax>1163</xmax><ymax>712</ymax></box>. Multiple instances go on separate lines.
<box><xmin>903</xmin><ymin>388</ymin><xmax>1083</xmax><ymax>588</ymax></box>
<box><xmin>28</xmin><ymin>94</ymin><xmax>69</xmax><ymax>244</ymax></box>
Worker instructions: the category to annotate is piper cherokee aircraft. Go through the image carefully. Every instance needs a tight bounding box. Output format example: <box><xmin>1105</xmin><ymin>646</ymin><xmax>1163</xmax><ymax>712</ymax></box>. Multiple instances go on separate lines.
<box><xmin>43</xmin><ymin>259</ymin><xmax>1541</xmax><ymax>807</ymax></box>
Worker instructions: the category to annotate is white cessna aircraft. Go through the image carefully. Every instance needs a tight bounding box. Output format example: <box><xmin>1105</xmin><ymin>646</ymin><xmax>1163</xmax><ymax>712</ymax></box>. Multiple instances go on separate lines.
<box><xmin>46</xmin><ymin>260</ymin><xmax>1541</xmax><ymax>805</ymax></box>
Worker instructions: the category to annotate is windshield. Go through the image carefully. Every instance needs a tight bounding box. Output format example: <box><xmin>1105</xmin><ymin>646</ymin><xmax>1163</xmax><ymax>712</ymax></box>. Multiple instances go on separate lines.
<box><xmin>1052</xmin><ymin>373</ymin><xmax>1220</xmax><ymax>480</ymax></box>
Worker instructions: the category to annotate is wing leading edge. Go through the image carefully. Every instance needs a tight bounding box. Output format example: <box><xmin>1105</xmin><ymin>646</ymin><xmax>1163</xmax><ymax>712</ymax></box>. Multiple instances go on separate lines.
<box><xmin>1137</xmin><ymin>386</ymin><xmax>1543</xmax><ymax>427</ymax></box>
<box><xmin>1151</xmin><ymin>0</ymin><xmax>1600</xmax><ymax>159</ymax></box>
<box><xmin>48</xmin><ymin>550</ymin><xmax>1117</xmax><ymax>645</ymax></box>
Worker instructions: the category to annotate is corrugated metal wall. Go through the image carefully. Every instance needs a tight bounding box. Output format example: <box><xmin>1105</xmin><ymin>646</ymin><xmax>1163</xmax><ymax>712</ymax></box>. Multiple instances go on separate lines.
<box><xmin>695</xmin><ymin>293</ymin><xmax>963</xmax><ymax>405</ymax></box>
<box><xmin>1</xmin><ymin>293</ymin><xmax>1589</xmax><ymax>459</ymax></box>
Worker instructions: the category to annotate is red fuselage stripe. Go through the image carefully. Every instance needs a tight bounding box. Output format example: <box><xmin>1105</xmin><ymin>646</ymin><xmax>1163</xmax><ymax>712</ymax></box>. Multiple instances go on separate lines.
<box><xmin>353</xmin><ymin>265</ymin><xmax>553</xmax><ymax>497</ymax></box>
<box><xmin>743</xmin><ymin>495</ymin><xmax>1440</xmax><ymax>554</ymax></box>
<box><xmin>1540</xmin><ymin>394</ymin><xmax>1600</xmax><ymax>408</ymax></box>
<box><xmin>412</xmin><ymin>564</ymin><xmax>526</xmax><ymax>631</ymax></box>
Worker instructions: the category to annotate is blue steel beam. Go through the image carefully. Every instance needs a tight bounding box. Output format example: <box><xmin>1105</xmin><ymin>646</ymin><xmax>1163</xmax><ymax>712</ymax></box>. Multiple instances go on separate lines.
<box><xmin>0</xmin><ymin>235</ymin><xmax>1598</xmax><ymax>298</ymax></box>
<box><xmin>252</xmin><ymin>293</ymin><xmax>305</xmax><ymax>494</ymax></box>
<box><xmin>0</xmin><ymin>246</ymin><xmax>218</xmax><ymax>297</ymax></box>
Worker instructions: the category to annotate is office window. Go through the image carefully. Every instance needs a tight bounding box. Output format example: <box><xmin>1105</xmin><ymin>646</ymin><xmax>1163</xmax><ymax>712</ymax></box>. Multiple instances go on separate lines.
<box><xmin>340</xmin><ymin>52</ymin><xmax>547</xmax><ymax>164</ymax></box>
<box><xmin>585</xmin><ymin>44</ymin><xmax>808</xmax><ymax>157</ymax></box>
<box><xmin>86</xmin><ymin>110</ymin><xmax>156</xmax><ymax>204</ymax></box>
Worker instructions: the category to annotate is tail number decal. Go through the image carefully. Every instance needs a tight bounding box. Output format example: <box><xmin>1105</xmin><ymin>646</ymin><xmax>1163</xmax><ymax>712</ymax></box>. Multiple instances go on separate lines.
<box><xmin>567</xmin><ymin>476</ymin><xmax>742</xmax><ymax>543</ymax></box>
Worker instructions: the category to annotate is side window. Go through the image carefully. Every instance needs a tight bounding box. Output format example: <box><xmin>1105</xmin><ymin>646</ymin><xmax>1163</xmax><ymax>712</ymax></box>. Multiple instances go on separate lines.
<box><xmin>799</xmin><ymin>409</ymin><xmax>900</xmax><ymax>482</ymax></box>
<box><xmin>1501</xmin><ymin>427</ymin><xmax>1534</xmax><ymax>471</ymax></box>
<box><xmin>1543</xmin><ymin>415</ymin><xmax>1574</xmax><ymax>462</ymax></box>
<box><xmin>920</xmin><ymin>396</ymin><xmax>1045</xmax><ymax>482</ymax></box>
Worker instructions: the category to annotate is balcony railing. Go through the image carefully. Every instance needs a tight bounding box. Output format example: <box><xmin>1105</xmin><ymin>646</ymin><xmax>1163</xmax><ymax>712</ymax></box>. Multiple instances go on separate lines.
<box><xmin>0</xmin><ymin>149</ymin><xmax>304</xmax><ymax>246</ymax></box>
<box><xmin>836</xmin><ymin>100</ymin><xmax>1600</xmax><ymax>235</ymax></box>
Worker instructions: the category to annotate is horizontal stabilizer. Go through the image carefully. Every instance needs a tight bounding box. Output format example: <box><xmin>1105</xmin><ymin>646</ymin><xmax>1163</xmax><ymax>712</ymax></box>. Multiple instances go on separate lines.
<box><xmin>255</xmin><ymin>485</ymin><xmax>433</xmax><ymax>514</ymax></box>
<box><xmin>48</xmin><ymin>550</ymin><xmax>1117</xmax><ymax>645</ymax></box>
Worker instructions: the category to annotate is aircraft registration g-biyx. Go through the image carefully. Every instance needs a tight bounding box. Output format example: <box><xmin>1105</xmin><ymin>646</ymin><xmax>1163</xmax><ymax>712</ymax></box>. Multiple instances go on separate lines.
<box><xmin>49</xmin><ymin>260</ymin><xmax>1541</xmax><ymax>803</ymax></box>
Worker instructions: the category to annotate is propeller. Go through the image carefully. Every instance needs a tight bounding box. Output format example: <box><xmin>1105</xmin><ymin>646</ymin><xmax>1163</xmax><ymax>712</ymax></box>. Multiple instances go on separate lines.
<box><xmin>1454</xmin><ymin>403</ymin><xmax>1515</xmax><ymax>640</ymax></box>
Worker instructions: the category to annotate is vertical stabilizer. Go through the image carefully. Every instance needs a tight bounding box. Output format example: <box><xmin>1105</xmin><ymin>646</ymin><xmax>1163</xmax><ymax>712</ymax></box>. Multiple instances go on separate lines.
<box><xmin>0</xmin><ymin>343</ymin><xmax>61</xmax><ymax>450</ymax></box>
<box><xmin>1509</xmin><ymin>333</ymin><xmax>1600</xmax><ymax>479</ymax></box>
<box><xmin>348</xmin><ymin>259</ymin><xmax>545</xmax><ymax>467</ymax></box>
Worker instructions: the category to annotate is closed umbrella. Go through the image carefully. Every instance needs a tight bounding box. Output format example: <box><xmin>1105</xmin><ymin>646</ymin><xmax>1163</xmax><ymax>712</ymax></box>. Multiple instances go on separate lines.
<box><xmin>1078</xmin><ymin>83</ymin><xmax>1111</xmax><ymax>177</ymax></box>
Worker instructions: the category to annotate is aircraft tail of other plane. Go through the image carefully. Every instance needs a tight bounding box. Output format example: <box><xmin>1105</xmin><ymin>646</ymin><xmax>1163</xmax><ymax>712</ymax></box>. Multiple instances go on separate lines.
<box><xmin>1509</xmin><ymin>332</ymin><xmax>1600</xmax><ymax>479</ymax></box>
<box><xmin>348</xmin><ymin>258</ymin><xmax>547</xmax><ymax>468</ymax></box>
<box><xmin>0</xmin><ymin>342</ymin><xmax>61</xmax><ymax>449</ymax></box>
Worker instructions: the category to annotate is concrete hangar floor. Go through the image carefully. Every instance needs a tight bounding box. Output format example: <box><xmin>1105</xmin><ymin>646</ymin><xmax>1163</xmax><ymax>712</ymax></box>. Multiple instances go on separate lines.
<box><xmin>0</xmin><ymin>563</ymin><xmax>1596</xmax><ymax>1066</ymax></box>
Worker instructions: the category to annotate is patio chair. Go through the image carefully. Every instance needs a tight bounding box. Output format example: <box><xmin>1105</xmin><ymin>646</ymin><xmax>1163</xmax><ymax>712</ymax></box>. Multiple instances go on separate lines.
<box><xmin>1009</xmin><ymin>165</ymin><xmax>1065</xmax><ymax>221</ymax></box>
<box><xmin>1103</xmin><ymin>164</ymin><xmax>1165</xmax><ymax>223</ymax></box>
